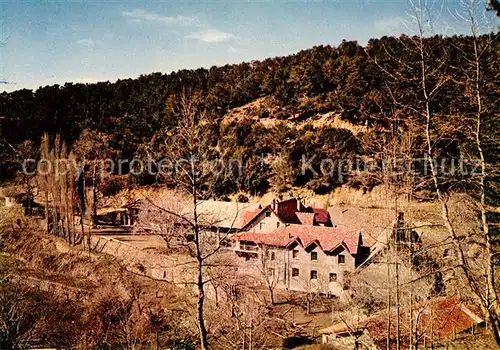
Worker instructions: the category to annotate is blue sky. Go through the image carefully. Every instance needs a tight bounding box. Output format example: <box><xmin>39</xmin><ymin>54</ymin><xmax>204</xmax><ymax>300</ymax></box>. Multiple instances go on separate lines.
<box><xmin>1</xmin><ymin>0</ymin><xmax>497</xmax><ymax>92</ymax></box>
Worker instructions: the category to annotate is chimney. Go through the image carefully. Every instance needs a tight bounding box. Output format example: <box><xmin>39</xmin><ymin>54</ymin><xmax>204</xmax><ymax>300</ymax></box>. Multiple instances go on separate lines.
<box><xmin>272</xmin><ymin>199</ymin><xmax>276</xmax><ymax>211</ymax></box>
<box><xmin>297</xmin><ymin>198</ymin><xmax>301</xmax><ymax>211</ymax></box>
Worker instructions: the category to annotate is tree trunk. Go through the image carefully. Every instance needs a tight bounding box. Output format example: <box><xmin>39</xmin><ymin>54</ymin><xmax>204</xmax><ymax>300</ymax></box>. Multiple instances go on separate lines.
<box><xmin>196</xmin><ymin>258</ymin><xmax>209</xmax><ymax>350</ymax></box>
<box><xmin>249</xmin><ymin>310</ymin><xmax>253</xmax><ymax>350</ymax></box>
<box><xmin>44</xmin><ymin>190</ymin><xmax>49</xmax><ymax>234</ymax></box>
<box><xmin>79</xmin><ymin>167</ymin><xmax>90</xmax><ymax>251</ymax></box>
<box><xmin>487</xmin><ymin>316</ymin><xmax>500</xmax><ymax>346</ymax></box>
<box><xmin>269</xmin><ymin>285</ymin><xmax>275</xmax><ymax>305</ymax></box>
<box><xmin>396</xmin><ymin>250</ymin><xmax>400</xmax><ymax>350</ymax></box>
<box><xmin>409</xmin><ymin>249</ymin><xmax>414</xmax><ymax>350</ymax></box>
<box><xmin>471</xmin><ymin>26</ymin><xmax>500</xmax><ymax>346</ymax></box>
<box><xmin>421</xmin><ymin>33</ymin><xmax>500</xmax><ymax>346</ymax></box>
<box><xmin>386</xmin><ymin>228</ymin><xmax>391</xmax><ymax>350</ymax></box>
<box><xmin>91</xmin><ymin>164</ymin><xmax>98</xmax><ymax>227</ymax></box>
<box><xmin>192</xmin><ymin>178</ymin><xmax>209</xmax><ymax>350</ymax></box>
<box><xmin>25</xmin><ymin>176</ymin><xmax>32</xmax><ymax>215</ymax></box>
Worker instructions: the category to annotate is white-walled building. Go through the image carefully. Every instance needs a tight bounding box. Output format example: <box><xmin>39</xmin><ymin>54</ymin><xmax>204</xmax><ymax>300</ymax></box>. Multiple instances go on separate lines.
<box><xmin>231</xmin><ymin>225</ymin><xmax>370</xmax><ymax>295</ymax></box>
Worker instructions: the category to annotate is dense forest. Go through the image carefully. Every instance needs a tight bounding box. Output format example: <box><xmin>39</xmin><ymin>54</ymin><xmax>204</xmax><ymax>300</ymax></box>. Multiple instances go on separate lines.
<box><xmin>1</xmin><ymin>34</ymin><xmax>499</xmax><ymax>196</ymax></box>
<box><xmin>1</xmin><ymin>14</ymin><xmax>500</xmax><ymax>348</ymax></box>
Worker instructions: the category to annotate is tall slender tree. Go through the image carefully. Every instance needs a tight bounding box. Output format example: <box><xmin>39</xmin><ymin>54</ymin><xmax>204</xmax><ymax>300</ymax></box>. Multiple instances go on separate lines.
<box><xmin>142</xmin><ymin>93</ymin><xmax>235</xmax><ymax>349</ymax></box>
<box><xmin>410</xmin><ymin>0</ymin><xmax>500</xmax><ymax>344</ymax></box>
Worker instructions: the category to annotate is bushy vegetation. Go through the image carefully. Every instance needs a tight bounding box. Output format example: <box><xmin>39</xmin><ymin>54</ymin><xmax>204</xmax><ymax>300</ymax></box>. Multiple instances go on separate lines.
<box><xmin>0</xmin><ymin>35</ymin><xmax>496</xmax><ymax>147</ymax></box>
<box><xmin>1</xmin><ymin>34</ymin><xmax>498</xmax><ymax>197</ymax></box>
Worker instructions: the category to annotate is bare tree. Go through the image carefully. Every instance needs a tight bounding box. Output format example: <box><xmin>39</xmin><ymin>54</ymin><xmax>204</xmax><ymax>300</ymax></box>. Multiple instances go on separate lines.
<box><xmin>72</xmin><ymin>129</ymin><xmax>113</xmax><ymax>225</ymax></box>
<box><xmin>38</xmin><ymin>134</ymin><xmax>80</xmax><ymax>245</ymax></box>
<box><xmin>0</xmin><ymin>282</ymin><xmax>46</xmax><ymax>349</ymax></box>
<box><xmin>92</xmin><ymin>284</ymin><xmax>151</xmax><ymax>349</ymax></box>
<box><xmin>407</xmin><ymin>0</ymin><xmax>500</xmax><ymax>344</ymax></box>
<box><xmin>365</xmin><ymin>0</ymin><xmax>499</xmax><ymax>345</ymax></box>
<box><xmin>256</xmin><ymin>246</ymin><xmax>281</xmax><ymax>305</ymax></box>
<box><xmin>72</xmin><ymin>129</ymin><xmax>114</xmax><ymax>250</ymax></box>
<box><xmin>12</xmin><ymin>140</ymin><xmax>38</xmax><ymax>215</ymax></box>
<box><xmin>132</xmin><ymin>195</ymin><xmax>185</xmax><ymax>252</ymax></box>
<box><xmin>139</xmin><ymin>93</ymin><xmax>237</xmax><ymax>349</ymax></box>
<box><xmin>269</xmin><ymin>153</ymin><xmax>294</xmax><ymax>193</ymax></box>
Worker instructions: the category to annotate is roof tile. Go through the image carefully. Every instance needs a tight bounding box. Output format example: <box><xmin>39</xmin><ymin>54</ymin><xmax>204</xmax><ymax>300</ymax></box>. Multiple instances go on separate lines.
<box><xmin>320</xmin><ymin>297</ymin><xmax>484</xmax><ymax>347</ymax></box>
<box><xmin>232</xmin><ymin>225</ymin><xmax>360</xmax><ymax>254</ymax></box>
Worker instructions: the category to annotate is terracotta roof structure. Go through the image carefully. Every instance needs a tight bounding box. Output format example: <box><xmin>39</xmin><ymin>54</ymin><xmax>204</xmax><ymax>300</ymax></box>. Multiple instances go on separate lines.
<box><xmin>312</xmin><ymin>208</ymin><xmax>330</xmax><ymax>225</ymax></box>
<box><xmin>274</xmin><ymin>198</ymin><xmax>305</xmax><ymax>224</ymax></box>
<box><xmin>239</xmin><ymin>207</ymin><xmax>269</xmax><ymax>228</ymax></box>
<box><xmin>240</xmin><ymin>197</ymin><xmax>333</xmax><ymax>229</ymax></box>
<box><xmin>320</xmin><ymin>297</ymin><xmax>485</xmax><ymax>348</ymax></box>
<box><xmin>296</xmin><ymin>212</ymin><xmax>316</xmax><ymax>226</ymax></box>
<box><xmin>232</xmin><ymin>225</ymin><xmax>360</xmax><ymax>254</ymax></box>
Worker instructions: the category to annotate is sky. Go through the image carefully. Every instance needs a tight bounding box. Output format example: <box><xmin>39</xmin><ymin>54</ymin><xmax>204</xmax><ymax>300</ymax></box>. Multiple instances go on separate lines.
<box><xmin>1</xmin><ymin>0</ymin><xmax>497</xmax><ymax>92</ymax></box>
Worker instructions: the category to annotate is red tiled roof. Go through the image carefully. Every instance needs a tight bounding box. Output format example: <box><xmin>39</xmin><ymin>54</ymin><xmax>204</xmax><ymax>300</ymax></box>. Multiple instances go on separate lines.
<box><xmin>276</xmin><ymin>198</ymin><xmax>303</xmax><ymax>224</ymax></box>
<box><xmin>239</xmin><ymin>198</ymin><xmax>332</xmax><ymax>229</ymax></box>
<box><xmin>232</xmin><ymin>225</ymin><xmax>360</xmax><ymax>254</ymax></box>
<box><xmin>312</xmin><ymin>208</ymin><xmax>330</xmax><ymax>224</ymax></box>
<box><xmin>320</xmin><ymin>297</ymin><xmax>484</xmax><ymax>347</ymax></box>
<box><xmin>240</xmin><ymin>209</ymin><xmax>264</xmax><ymax>228</ymax></box>
<box><xmin>231</xmin><ymin>231</ymin><xmax>295</xmax><ymax>248</ymax></box>
<box><xmin>296</xmin><ymin>212</ymin><xmax>316</xmax><ymax>226</ymax></box>
<box><xmin>240</xmin><ymin>206</ymin><xmax>286</xmax><ymax>228</ymax></box>
<box><xmin>421</xmin><ymin>298</ymin><xmax>483</xmax><ymax>339</ymax></box>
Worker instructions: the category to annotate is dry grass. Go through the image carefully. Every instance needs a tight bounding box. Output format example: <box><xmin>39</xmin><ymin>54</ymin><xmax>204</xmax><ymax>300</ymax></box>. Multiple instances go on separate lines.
<box><xmin>2</xmin><ymin>224</ymin><xmax>185</xmax><ymax>304</ymax></box>
<box><xmin>222</xmin><ymin>96</ymin><xmax>370</xmax><ymax>136</ymax></box>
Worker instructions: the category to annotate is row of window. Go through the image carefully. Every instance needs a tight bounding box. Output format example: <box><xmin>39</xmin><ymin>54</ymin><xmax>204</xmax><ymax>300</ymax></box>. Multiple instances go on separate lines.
<box><xmin>267</xmin><ymin>249</ymin><xmax>346</xmax><ymax>263</ymax></box>
<box><xmin>266</xmin><ymin>251</ymin><xmax>276</xmax><ymax>260</ymax></box>
<box><xmin>259</xmin><ymin>221</ymin><xmax>281</xmax><ymax>230</ymax></box>
<box><xmin>292</xmin><ymin>249</ymin><xmax>345</xmax><ymax>264</ymax></box>
<box><xmin>291</xmin><ymin>268</ymin><xmax>339</xmax><ymax>282</ymax></box>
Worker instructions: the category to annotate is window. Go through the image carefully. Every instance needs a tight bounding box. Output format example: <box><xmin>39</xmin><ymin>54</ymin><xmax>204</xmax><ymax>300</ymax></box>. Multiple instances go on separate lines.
<box><xmin>276</xmin><ymin>222</ymin><xmax>280</xmax><ymax>228</ymax></box>
<box><xmin>338</xmin><ymin>254</ymin><xmax>345</xmax><ymax>264</ymax></box>
<box><xmin>270</xmin><ymin>252</ymin><xmax>275</xmax><ymax>261</ymax></box>
<box><xmin>311</xmin><ymin>251</ymin><xmax>318</xmax><ymax>261</ymax></box>
<box><xmin>259</xmin><ymin>222</ymin><xmax>264</xmax><ymax>230</ymax></box>
<box><xmin>268</xmin><ymin>268</ymin><xmax>275</xmax><ymax>276</ymax></box>
<box><xmin>292</xmin><ymin>249</ymin><xmax>299</xmax><ymax>259</ymax></box>
<box><xmin>292</xmin><ymin>268</ymin><xmax>299</xmax><ymax>277</ymax></box>
<box><xmin>310</xmin><ymin>270</ymin><xmax>318</xmax><ymax>280</ymax></box>
<box><xmin>265</xmin><ymin>211</ymin><xmax>271</xmax><ymax>217</ymax></box>
<box><xmin>329</xmin><ymin>273</ymin><xmax>337</xmax><ymax>282</ymax></box>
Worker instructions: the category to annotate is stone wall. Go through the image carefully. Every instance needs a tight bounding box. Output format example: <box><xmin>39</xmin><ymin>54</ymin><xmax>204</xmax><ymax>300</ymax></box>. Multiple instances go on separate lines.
<box><xmin>234</xmin><ymin>244</ymin><xmax>355</xmax><ymax>297</ymax></box>
<box><xmin>85</xmin><ymin>235</ymin><xmax>195</xmax><ymax>286</ymax></box>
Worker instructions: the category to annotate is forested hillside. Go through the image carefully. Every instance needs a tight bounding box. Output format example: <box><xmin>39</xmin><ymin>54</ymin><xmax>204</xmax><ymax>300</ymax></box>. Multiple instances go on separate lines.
<box><xmin>1</xmin><ymin>25</ymin><xmax>500</xmax><ymax>349</ymax></box>
<box><xmin>1</xmin><ymin>34</ymin><xmax>499</xmax><ymax>196</ymax></box>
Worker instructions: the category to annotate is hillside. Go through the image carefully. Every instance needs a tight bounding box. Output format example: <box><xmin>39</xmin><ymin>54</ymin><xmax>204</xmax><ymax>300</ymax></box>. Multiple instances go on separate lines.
<box><xmin>1</xmin><ymin>1</ymin><xmax>500</xmax><ymax>347</ymax></box>
<box><xmin>0</xmin><ymin>35</ymin><xmax>498</xmax><ymax>147</ymax></box>
<box><xmin>1</xmin><ymin>34</ymin><xmax>499</xmax><ymax>199</ymax></box>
